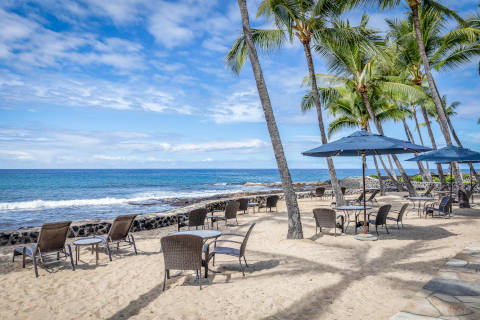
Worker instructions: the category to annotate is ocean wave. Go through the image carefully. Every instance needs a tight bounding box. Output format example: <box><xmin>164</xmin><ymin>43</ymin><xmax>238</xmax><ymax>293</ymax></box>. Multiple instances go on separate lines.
<box><xmin>213</xmin><ymin>182</ymin><xmax>228</xmax><ymax>186</ymax></box>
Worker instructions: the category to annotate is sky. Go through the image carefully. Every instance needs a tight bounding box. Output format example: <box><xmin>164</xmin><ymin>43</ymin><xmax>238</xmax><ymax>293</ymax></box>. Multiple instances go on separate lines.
<box><xmin>0</xmin><ymin>0</ymin><xmax>479</xmax><ymax>170</ymax></box>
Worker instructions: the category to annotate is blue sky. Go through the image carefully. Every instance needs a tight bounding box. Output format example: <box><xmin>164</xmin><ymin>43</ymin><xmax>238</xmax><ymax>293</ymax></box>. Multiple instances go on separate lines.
<box><xmin>0</xmin><ymin>0</ymin><xmax>478</xmax><ymax>169</ymax></box>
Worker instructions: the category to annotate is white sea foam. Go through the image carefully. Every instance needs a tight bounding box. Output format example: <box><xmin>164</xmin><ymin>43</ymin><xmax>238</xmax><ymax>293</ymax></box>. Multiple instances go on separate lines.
<box><xmin>0</xmin><ymin>185</ymin><xmax>271</xmax><ymax>212</ymax></box>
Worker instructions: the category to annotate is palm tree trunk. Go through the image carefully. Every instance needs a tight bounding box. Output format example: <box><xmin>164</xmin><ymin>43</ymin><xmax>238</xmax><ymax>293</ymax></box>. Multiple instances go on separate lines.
<box><xmin>401</xmin><ymin>117</ymin><xmax>430</xmax><ymax>181</ymax></box>
<box><xmin>388</xmin><ymin>155</ymin><xmax>398</xmax><ymax>180</ymax></box>
<box><xmin>420</xmin><ymin>104</ymin><xmax>447</xmax><ymax>187</ymax></box>
<box><xmin>360</xmin><ymin>91</ymin><xmax>417</xmax><ymax>195</ymax></box>
<box><xmin>367</xmin><ymin>124</ymin><xmax>385</xmax><ymax>195</ymax></box>
<box><xmin>410</xmin><ymin>3</ymin><xmax>464</xmax><ymax>190</ymax></box>
<box><xmin>413</xmin><ymin>108</ymin><xmax>432</xmax><ymax>181</ymax></box>
<box><xmin>237</xmin><ymin>0</ymin><xmax>303</xmax><ymax>239</ymax></box>
<box><xmin>303</xmin><ymin>42</ymin><xmax>345</xmax><ymax>205</ymax></box>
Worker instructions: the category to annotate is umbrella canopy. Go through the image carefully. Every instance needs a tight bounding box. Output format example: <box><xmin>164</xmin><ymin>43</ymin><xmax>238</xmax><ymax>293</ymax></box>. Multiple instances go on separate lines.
<box><xmin>302</xmin><ymin>130</ymin><xmax>431</xmax><ymax>239</ymax></box>
<box><xmin>406</xmin><ymin>145</ymin><xmax>480</xmax><ymax>163</ymax></box>
<box><xmin>302</xmin><ymin>130</ymin><xmax>432</xmax><ymax>157</ymax></box>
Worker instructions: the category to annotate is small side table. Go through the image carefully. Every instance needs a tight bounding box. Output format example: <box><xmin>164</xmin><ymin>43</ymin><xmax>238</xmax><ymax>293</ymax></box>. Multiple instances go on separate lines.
<box><xmin>73</xmin><ymin>237</ymin><xmax>103</xmax><ymax>265</ymax></box>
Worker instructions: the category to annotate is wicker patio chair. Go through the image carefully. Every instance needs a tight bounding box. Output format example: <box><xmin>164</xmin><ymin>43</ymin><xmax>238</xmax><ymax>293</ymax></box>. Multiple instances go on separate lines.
<box><xmin>341</xmin><ymin>187</ymin><xmax>347</xmax><ymax>196</ymax></box>
<box><xmin>265</xmin><ymin>195</ymin><xmax>279</xmax><ymax>212</ymax></box>
<box><xmin>356</xmin><ymin>204</ymin><xmax>391</xmax><ymax>235</ymax></box>
<box><xmin>425</xmin><ymin>196</ymin><xmax>453</xmax><ymax>218</ymax></box>
<box><xmin>161</xmin><ymin>234</ymin><xmax>203</xmax><ymax>291</ymax></box>
<box><xmin>206</xmin><ymin>223</ymin><xmax>256</xmax><ymax>277</ymax></box>
<box><xmin>95</xmin><ymin>214</ymin><xmax>137</xmax><ymax>261</ymax></box>
<box><xmin>458</xmin><ymin>190</ymin><xmax>470</xmax><ymax>208</ymax></box>
<box><xmin>238</xmin><ymin>198</ymin><xmax>249</xmax><ymax>214</ymax></box>
<box><xmin>312</xmin><ymin>208</ymin><xmax>344</xmax><ymax>236</ymax></box>
<box><xmin>13</xmin><ymin>221</ymin><xmax>75</xmax><ymax>278</ymax></box>
<box><xmin>214</xmin><ymin>201</ymin><xmax>240</xmax><ymax>227</ymax></box>
<box><xmin>178</xmin><ymin>208</ymin><xmax>208</xmax><ymax>231</ymax></box>
<box><xmin>387</xmin><ymin>204</ymin><xmax>408</xmax><ymax>229</ymax></box>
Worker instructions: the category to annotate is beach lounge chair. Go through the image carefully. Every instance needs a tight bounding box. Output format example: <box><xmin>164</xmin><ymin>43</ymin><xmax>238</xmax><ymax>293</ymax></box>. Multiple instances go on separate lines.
<box><xmin>366</xmin><ymin>189</ymin><xmax>380</xmax><ymax>206</ymax></box>
<box><xmin>206</xmin><ymin>223</ymin><xmax>255</xmax><ymax>277</ymax></box>
<box><xmin>178</xmin><ymin>208</ymin><xmax>207</xmax><ymax>231</ymax></box>
<box><xmin>356</xmin><ymin>204</ymin><xmax>391</xmax><ymax>235</ymax></box>
<box><xmin>13</xmin><ymin>221</ymin><xmax>75</xmax><ymax>278</ymax></box>
<box><xmin>312</xmin><ymin>208</ymin><xmax>344</xmax><ymax>236</ymax></box>
<box><xmin>458</xmin><ymin>190</ymin><xmax>470</xmax><ymax>208</ymax></box>
<box><xmin>425</xmin><ymin>196</ymin><xmax>453</xmax><ymax>218</ymax></box>
<box><xmin>387</xmin><ymin>204</ymin><xmax>408</xmax><ymax>229</ymax></box>
<box><xmin>95</xmin><ymin>214</ymin><xmax>137</xmax><ymax>261</ymax></box>
<box><xmin>422</xmin><ymin>184</ymin><xmax>435</xmax><ymax>197</ymax></box>
<box><xmin>265</xmin><ymin>195</ymin><xmax>279</xmax><ymax>212</ymax></box>
<box><xmin>346</xmin><ymin>190</ymin><xmax>366</xmax><ymax>205</ymax></box>
<box><xmin>161</xmin><ymin>234</ymin><xmax>203</xmax><ymax>291</ymax></box>
<box><xmin>315</xmin><ymin>187</ymin><xmax>326</xmax><ymax>199</ymax></box>
<box><xmin>238</xmin><ymin>198</ymin><xmax>249</xmax><ymax>214</ymax></box>
<box><xmin>214</xmin><ymin>201</ymin><xmax>240</xmax><ymax>227</ymax></box>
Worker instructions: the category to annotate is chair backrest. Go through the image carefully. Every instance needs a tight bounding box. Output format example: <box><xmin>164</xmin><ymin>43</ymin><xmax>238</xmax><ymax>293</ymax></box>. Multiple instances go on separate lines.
<box><xmin>312</xmin><ymin>208</ymin><xmax>336</xmax><ymax>228</ymax></box>
<box><xmin>357</xmin><ymin>191</ymin><xmax>366</xmax><ymax>202</ymax></box>
<box><xmin>36</xmin><ymin>221</ymin><xmax>72</xmax><ymax>253</ymax></box>
<box><xmin>266</xmin><ymin>195</ymin><xmax>279</xmax><ymax>208</ymax></box>
<box><xmin>341</xmin><ymin>187</ymin><xmax>346</xmax><ymax>195</ymax></box>
<box><xmin>458</xmin><ymin>190</ymin><xmax>470</xmax><ymax>208</ymax></box>
<box><xmin>108</xmin><ymin>214</ymin><xmax>137</xmax><ymax>241</ymax></box>
<box><xmin>225</xmin><ymin>201</ymin><xmax>240</xmax><ymax>219</ymax></box>
<box><xmin>238</xmin><ymin>198</ymin><xmax>249</xmax><ymax>211</ymax></box>
<box><xmin>439</xmin><ymin>196</ymin><xmax>453</xmax><ymax>213</ymax></box>
<box><xmin>161</xmin><ymin>234</ymin><xmax>203</xmax><ymax>271</ymax></box>
<box><xmin>187</xmin><ymin>208</ymin><xmax>207</xmax><ymax>227</ymax></box>
<box><xmin>315</xmin><ymin>187</ymin><xmax>325</xmax><ymax>197</ymax></box>
<box><xmin>397</xmin><ymin>204</ymin><xmax>408</xmax><ymax>222</ymax></box>
<box><xmin>423</xmin><ymin>185</ymin><xmax>435</xmax><ymax>197</ymax></box>
<box><xmin>240</xmin><ymin>223</ymin><xmax>256</xmax><ymax>257</ymax></box>
<box><xmin>375</xmin><ymin>204</ymin><xmax>391</xmax><ymax>225</ymax></box>
<box><xmin>367</xmin><ymin>189</ymin><xmax>380</xmax><ymax>201</ymax></box>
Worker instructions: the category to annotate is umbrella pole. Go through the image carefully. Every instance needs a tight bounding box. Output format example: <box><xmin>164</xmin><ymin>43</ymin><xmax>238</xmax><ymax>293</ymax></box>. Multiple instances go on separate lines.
<box><xmin>450</xmin><ymin>163</ymin><xmax>453</xmax><ymax>198</ymax></box>
<box><xmin>362</xmin><ymin>153</ymin><xmax>367</xmax><ymax>235</ymax></box>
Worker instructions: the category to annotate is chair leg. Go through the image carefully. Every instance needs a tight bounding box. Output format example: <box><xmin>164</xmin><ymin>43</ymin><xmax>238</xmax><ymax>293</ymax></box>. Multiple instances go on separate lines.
<box><xmin>130</xmin><ymin>234</ymin><xmax>137</xmax><ymax>255</ymax></box>
<box><xmin>236</xmin><ymin>217</ymin><xmax>238</xmax><ymax>225</ymax></box>
<box><xmin>212</xmin><ymin>253</ymin><xmax>215</xmax><ymax>266</ymax></box>
<box><xmin>22</xmin><ymin>248</ymin><xmax>26</xmax><ymax>268</ymax></box>
<box><xmin>196</xmin><ymin>269</ymin><xmax>202</xmax><ymax>290</ymax></box>
<box><xmin>385</xmin><ymin>224</ymin><xmax>389</xmax><ymax>234</ymax></box>
<box><xmin>243</xmin><ymin>256</ymin><xmax>248</xmax><ymax>268</ymax></box>
<box><xmin>163</xmin><ymin>269</ymin><xmax>167</xmax><ymax>291</ymax></box>
<box><xmin>376</xmin><ymin>225</ymin><xmax>379</xmax><ymax>236</ymax></box>
<box><xmin>67</xmin><ymin>244</ymin><xmax>75</xmax><ymax>271</ymax></box>
<box><xmin>106</xmin><ymin>242</ymin><xmax>112</xmax><ymax>261</ymax></box>
<box><xmin>239</xmin><ymin>257</ymin><xmax>245</xmax><ymax>277</ymax></box>
<box><xmin>33</xmin><ymin>254</ymin><xmax>39</xmax><ymax>278</ymax></box>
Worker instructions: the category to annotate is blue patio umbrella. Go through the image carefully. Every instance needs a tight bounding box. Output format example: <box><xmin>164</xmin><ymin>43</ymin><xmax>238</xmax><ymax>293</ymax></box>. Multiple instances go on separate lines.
<box><xmin>302</xmin><ymin>130</ymin><xmax>431</xmax><ymax>238</ymax></box>
<box><xmin>406</xmin><ymin>145</ymin><xmax>480</xmax><ymax>197</ymax></box>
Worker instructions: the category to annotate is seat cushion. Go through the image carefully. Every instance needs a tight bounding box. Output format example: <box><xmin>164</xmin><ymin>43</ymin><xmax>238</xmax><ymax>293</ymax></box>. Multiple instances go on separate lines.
<box><xmin>212</xmin><ymin>246</ymin><xmax>240</xmax><ymax>256</ymax></box>
<box><xmin>386</xmin><ymin>217</ymin><xmax>398</xmax><ymax>221</ymax></box>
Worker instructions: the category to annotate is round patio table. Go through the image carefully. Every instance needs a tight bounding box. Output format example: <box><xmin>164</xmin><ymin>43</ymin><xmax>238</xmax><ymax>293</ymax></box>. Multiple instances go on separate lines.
<box><xmin>334</xmin><ymin>205</ymin><xmax>372</xmax><ymax>233</ymax></box>
<box><xmin>169</xmin><ymin>229</ymin><xmax>222</xmax><ymax>278</ymax></box>
<box><xmin>73</xmin><ymin>237</ymin><xmax>103</xmax><ymax>265</ymax></box>
<box><xmin>406</xmin><ymin>196</ymin><xmax>434</xmax><ymax>217</ymax></box>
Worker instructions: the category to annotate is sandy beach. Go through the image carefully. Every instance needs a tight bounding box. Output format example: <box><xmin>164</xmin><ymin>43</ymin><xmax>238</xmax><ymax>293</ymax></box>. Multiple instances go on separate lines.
<box><xmin>1</xmin><ymin>193</ymin><xmax>480</xmax><ymax>320</ymax></box>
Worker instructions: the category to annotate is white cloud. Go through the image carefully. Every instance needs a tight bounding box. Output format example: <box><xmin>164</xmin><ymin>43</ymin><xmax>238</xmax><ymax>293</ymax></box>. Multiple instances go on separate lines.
<box><xmin>210</xmin><ymin>89</ymin><xmax>264</xmax><ymax>123</ymax></box>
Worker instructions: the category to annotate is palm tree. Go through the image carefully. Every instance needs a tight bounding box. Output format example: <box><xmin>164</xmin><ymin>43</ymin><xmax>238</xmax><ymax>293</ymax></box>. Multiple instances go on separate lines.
<box><xmin>312</xmin><ymin>16</ymin><xmax>426</xmax><ymax>195</ymax></box>
<box><xmin>235</xmin><ymin>0</ymin><xmax>303</xmax><ymax>239</ymax></box>
<box><xmin>370</xmin><ymin>0</ymin><xmax>465</xmax><ymax>188</ymax></box>
<box><xmin>226</xmin><ymin>0</ymin><xmax>374</xmax><ymax>205</ymax></box>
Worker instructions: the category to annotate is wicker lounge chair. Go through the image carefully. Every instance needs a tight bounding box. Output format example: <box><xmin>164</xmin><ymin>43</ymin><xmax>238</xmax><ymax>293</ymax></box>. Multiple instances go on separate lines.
<box><xmin>425</xmin><ymin>196</ymin><xmax>453</xmax><ymax>218</ymax></box>
<box><xmin>214</xmin><ymin>201</ymin><xmax>240</xmax><ymax>227</ymax></box>
<box><xmin>178</xmin><ymin>208</ymin><xmax>207</xmax><ymax>231</ymax></box>
<box><xmin>206</xmin><ymin>223</ymin><xmax>255</xmax><ymax>277</ymax></box>
<box><xmin>346</xmin><ymin>190</ymin><xmax>366</xmax><ymax>205</ymax></box>
<box><xmin>13</xmin><ymin>221</ymin><xmax>75</xmax><ymax>277</ymax></box>
<box><xmin>315</xmin><ymin>187</ymin><xmax>326</xmax><ymax>199</ymax></box>
<box><xmin>387</xmin><ymin>204</ymin><xmax>408</xmax><ymax>229</ymax></box>
<box><xmin>161</xmin><ymin>234</ymin><xmax>203</xmax><ymax>291</ymax></box>
<box><xmin>95</xmin><ymin>214</ymin><xmax>137</xmax><ymax>261</ymax></box>
<box><xmin>312</xmin><ymin>208</ymin><xmax>344</xmax><ymax>236</ymax></box>
<box><xmin>238</xmin><ymin>198</ymin><xmax>249</xmax><ymax>214</ymax></box>
<box><xmin>356</xmin><ymin>204</ymin><xmax>391</xmax><ymax>235</ymax></box>
<box><xmin>265</xmin><ymin>195</ymin><xmax>279</xmax><ymax>212</ymax></box>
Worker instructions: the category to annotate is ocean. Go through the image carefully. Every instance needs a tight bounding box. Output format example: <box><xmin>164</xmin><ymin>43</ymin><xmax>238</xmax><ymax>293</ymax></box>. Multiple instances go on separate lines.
<box><xmin>0</xmin><ymin>168</ymin><xmax>423</xmax><ymax>230</ymax></box>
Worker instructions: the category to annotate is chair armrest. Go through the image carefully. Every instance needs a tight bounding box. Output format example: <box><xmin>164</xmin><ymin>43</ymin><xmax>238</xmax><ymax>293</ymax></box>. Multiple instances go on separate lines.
<box><xmin>213</xmin><ymin>239</ymin><xmax>243</xmax><ymax>245</ymax></box>
<box><xmin>220</xmin><ymin>233</ymin><xmax>245</xmax><ymax>238</ymax></box>
<box><xmin>177</xmin><ymin>214</ymin><xmax>188</xmax><ymax>219</ymax></box>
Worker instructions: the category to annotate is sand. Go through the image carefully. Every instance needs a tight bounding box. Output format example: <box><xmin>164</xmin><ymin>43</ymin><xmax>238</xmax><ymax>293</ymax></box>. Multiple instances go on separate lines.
<box><xmin>1</xmin><ymin>193</ymin><xmax>480</xmax><ymax>320</ymax></box>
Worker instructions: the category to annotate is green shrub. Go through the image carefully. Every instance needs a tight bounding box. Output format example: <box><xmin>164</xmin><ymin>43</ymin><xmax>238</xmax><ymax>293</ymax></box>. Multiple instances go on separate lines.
<box><xmin>432</xmin><ymin>176</ymin><xmax>440</xmax><ymax>182</ymax></box>
<box><xmin>369</xmin><ymin>174</ymin><xmax>378</xmax><ymax>179</ymax></box>
<box><xmin>398</xmin><ymin>177</ymin><xmax>404</xmax><ymax>182</ymax></box>
<box><xmin>463</xmin><ymin>173</ymin><xmax>470</xmax><ymax>180</ymax></box>
<box><xmin>446</xmin><ymin>175</ymin><xmax>455</xmax><ymax>183</ymax></box>
<box><xmin>413</xmin><ymin>175</ymin><xmax>423</xmax><ymax>182</ymax></box>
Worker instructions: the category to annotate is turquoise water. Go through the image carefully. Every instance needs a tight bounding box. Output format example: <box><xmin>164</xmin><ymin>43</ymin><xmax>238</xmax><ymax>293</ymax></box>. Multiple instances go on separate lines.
<box><xmin>0</xmin><ymin>169</ymin><xmax>421</xmax><ymax>229</ymax></box>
